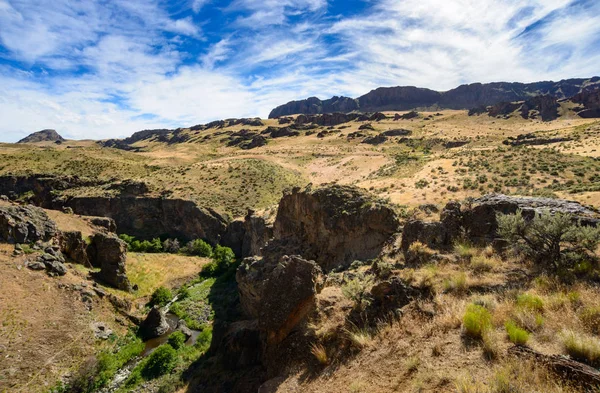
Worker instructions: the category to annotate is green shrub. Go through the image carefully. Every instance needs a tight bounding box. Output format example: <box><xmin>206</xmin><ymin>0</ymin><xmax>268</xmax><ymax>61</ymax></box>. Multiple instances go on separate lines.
<box><xmin>150</xmin><ymin>286</ymin><xmax>172</xmax><ymax>307</ymax></box>
<box><xmin>200</xmin><ymin>245</ymin><xmax>236</xmax><ymax>277</ymax></box>
<box><xmin>177</xmin><ymin>286</ymin><xmax>190</xmax><ymax>300</ymax></box>
<box><xmin>167</xmin><ymin>331</ymin><xmax>187</xmax><ymax>350</ymax></box>
<box><xmin>497</xmin><ymin>210</ymin><xmax>600</xmax><ymax>271</ymax></box>
<box><xmin>142</xmin><ymin>344</ymin><xmax>177</xmax><ymax>379</ymax></box>
<box><xmin>505</xmin><ymin>320</ymin><xmax>529</xmax><ymax>345</ymax></box>
<box><xmin>188</xmin><ymin>239</ymin><xmax>213</xmax><ymax>257</ymax></box>
<box><xmin>463</xmin><ymin>304</ymin><xmax>492</xmax><ymax>339</ymax></box>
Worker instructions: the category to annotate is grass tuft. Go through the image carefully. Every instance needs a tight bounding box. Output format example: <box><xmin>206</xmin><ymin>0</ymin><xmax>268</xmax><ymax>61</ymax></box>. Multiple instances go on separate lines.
<box><xmin>560</xmin><ymin>329</ymin><xmax>600</xmax><ymax>367</ymax></box>
<box><xmin>505</xmin><ymin>320</ymin><xmax>529</xmax><ymax>346</ymax></box>
<box><xmin>463</xmin><ymin>304</ymin><xmax>492</xmax><ymax>339</ymax></box>
<box><xmin>310</xmin><ymin>343</ymin><xmax>329</xmax><ymax>366</ymax></box>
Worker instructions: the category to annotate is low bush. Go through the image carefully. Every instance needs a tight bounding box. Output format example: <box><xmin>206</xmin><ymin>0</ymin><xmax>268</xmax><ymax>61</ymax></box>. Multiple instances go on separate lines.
<box><xmin>200</xmin><ymin>245</ymin><xmax>236</xmax><ymax>277</ymax></box>
<box><xmin>406</xmin><ymin>241</ymin><xmax>436</xmax><ymax>265</ymax></box>
<box><xmin>560</xmin><ymin>330</ymin><xmax>600</xmax><ymax>367</ymax></box>
<box><xmin>141</xmin><ymin>344</ymin><xmax>178</xmax><ymax>379</ymax></box>
<box><xmin>167</xmin><ymin>331</ymin><xmax>187</xmax><ymax>350</ymax></box>
<box><xmin>341</xmin><ymin>273</ymin><xmax>375</xmax><ymax>310</ymax></box>
<box><xmin>516</xmin><ymin>293</ymin><xmax>544</xmax><ymax>313</ymax></box>
<box><xmin>187</xmin><ymin>239</ymin><xmax>213</xmax><ymax>257</ymax></box>
<box><xmin>463</xmin><ymin>304</ymin><xmax>492</xmax><ymax>339</ymax></box>
<box><xmin>497</xmin><ymin>210</ymin><xmax>600</xmax><ymax>272</ymax></box>
<box><xmin>150</xmin><ymin>286</ymin><xmax>172</xmax><ymax>307</ymax></box>
<box><xmin>469</xmin><ymin>255</ymin><xmax>496</xmax><ymax>274</ymax></box>
<box><xmin>505</xmin><ymin>320</ymin><xmax>529</xmax><ymax>345</ymax></box>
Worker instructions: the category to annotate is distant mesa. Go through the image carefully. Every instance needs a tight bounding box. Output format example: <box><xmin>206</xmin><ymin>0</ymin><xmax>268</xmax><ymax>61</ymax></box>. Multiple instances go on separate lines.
<box><xmin>268</xmin><ymin>77</ymin><xmax>600</xmax><ymax>118</ymax></box>
<box><xmin>17</xmin><ymin>129</ymin><xmax>65</xmax><ymax>144</ymax></box>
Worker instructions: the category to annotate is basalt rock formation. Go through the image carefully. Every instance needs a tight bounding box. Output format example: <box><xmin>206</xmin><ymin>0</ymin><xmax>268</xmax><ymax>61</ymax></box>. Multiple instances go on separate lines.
<box><xmin>222</xmin><ymin>210</ymin><xmax>274</xmax><ymax>258</ymax></box>
<box><xmin>57</xmin><ymin>197</ymin><xmax>229</xmax><ymax>244</ymax></box>
<box><xmin>270</xmin><ymin>185</ymin><xmax>400</xmax><ymax>271</ymax></box>
<box><xmin>17</xmin><ymin>129</ymin><xmax>65</xmax><ymax>144</ymax></box>
<box><xmin>139</xmin><ymin>307</ymin><xmax>170</xmax><ymax>340</ymax></box>
<box><xmin>269</xmin><ymin>78</ymin><xmax>600</xmax><ymax>117</ymax></box>
<box><xmin>401</xmin><ymin>194</ymin><xmax>600</xmax><ymax>254</ymax></box>
<box><xmin>571</xmin><ymin>88</ymin><xmax>600</xmax><ymax>118</ymax></box>
<box><xmin>0</xmin><ymin>205</ymin><xmax>58</xmax><ymax>243</ymax></box>
<box><xmin>88</xmin><ymin>233</ymin><xmax>132</xmax><ymax>291</ymax></box>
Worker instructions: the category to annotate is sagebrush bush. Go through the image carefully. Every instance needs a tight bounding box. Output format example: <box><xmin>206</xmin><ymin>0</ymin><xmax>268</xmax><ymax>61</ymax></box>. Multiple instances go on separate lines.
<box><xmin>341</xmin><ymin>273</ymin><xmax>375</xmax><ymax>310</ymax></box>
<box><xmin>188</xmin><ymin>239</ymin><xmax>213</xmax><ymax>257</ymax></box>
<box><xmin>497</xmin><ymin>210</ymin><xmax>600</xmax><ymax>271</ymax></box>
<box><xmin>150</xmin><ymin>286</ymin><xmax>172</xmax><ymax>307</ymax></box>
<box><xmin>463</xmin><ymin>304</ymin><xmax>492</xmax><ymax>339</ymax></box>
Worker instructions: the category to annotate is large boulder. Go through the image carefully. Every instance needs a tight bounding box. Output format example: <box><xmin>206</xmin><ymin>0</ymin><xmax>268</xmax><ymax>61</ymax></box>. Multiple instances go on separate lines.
<box><xmin>271</xmin><ymin>185</ymin><xmax>400</xmax><ymax>271</ymax></box>
<box><xmin>237</xmin><ymin>255</ymin><xmax>323</xmax><ymax>346</ymax></box>
<box><xmin>0</xmin><ymin>205</ymin><xmax>58</xmax><ymax>243</ymax></box>
<box><xmin>139</xmin><ymin>307</ymin><xmax>170</xmax><ymax>340</ymax></box>
<box><xmin>90</xmin><ymin>233</ymin><xmax>132</xmax><ymax>291</ymax></box>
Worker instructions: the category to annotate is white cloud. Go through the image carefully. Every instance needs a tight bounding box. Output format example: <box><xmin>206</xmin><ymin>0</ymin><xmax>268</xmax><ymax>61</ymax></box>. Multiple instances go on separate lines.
<box><xmin>0</xmin><ymin>0</ymin><xmax>599</xmax><ymax>143</ymax></box>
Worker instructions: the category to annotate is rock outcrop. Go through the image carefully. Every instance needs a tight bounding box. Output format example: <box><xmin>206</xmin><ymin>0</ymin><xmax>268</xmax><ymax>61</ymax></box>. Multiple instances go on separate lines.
<box><xmin>237</xmin><ymin>255</ymin><xmax>323</xmax><ymax>346</ymax></box>
<box><xmin>0</xmin><ymin>205</ymin><xmax>58</xmax><ymax>243</ymax></box>
<box><xmin>89</xmin><ymin>233</ymin><xmax>132</xmax><ymax>291</ymax></box>
<box><xmin>139</xmin><ymin>307</ymin><xmax>170</xmax><ymax>340</ymax></box>
<box><xmin>17</xmin><ymin>129</ymin><xmax>65</xmax><ymax>144</ymax></box>
<box><xmin>571</xmin><ymin>88</ymin><xmax>600</xmax><ymax>118</ymax></box>
<box><xmin>220</xmin><ymin>210</ymin><xmax>274</xmax><ymax>258</ymax></box>
<box><xmin>59</xmin><ymin>231</ymin><xmax>92</xmax><ymax>267</ymax></box>
<box><xmin>401</xmin><ymin>194</ymin><xmax>600</xmax><ymax>253</ymax></box>
<box><xmin>57</xmin><ymin>197</ymin><xmax>229</xmax><ymax>244</ymax></box>
<box><xmin>269</xmin><ymin>96</ymin><xmax>359</xmax><ymax>118</ymax></box>
<box><xmin>271</xmin><ymin>185</ymin><xmax>400</xmax><ymax>271</ymax></box>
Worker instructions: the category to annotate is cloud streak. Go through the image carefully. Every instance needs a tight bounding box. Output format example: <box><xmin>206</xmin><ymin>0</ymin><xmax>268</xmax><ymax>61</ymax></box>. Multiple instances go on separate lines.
<box><xmin>0</xmin><ymin>0</ymin><xmax>598</xmax><ymax>142</ymax></box>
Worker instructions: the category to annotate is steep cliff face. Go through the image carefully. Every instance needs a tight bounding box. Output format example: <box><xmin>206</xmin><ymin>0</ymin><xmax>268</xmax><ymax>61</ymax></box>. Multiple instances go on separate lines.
<box><xmin>271</xmin><ymin>185</ymin><xmax>400</xmax><ymax>271</ymax></box>
<box><xmin>0</xmin><ymin>175</ymin><xmax>102</xmax><ymax>206</ymax></box>
<box><xmin>358</xmin><ymin>86</ymin><xmax>441</xmax><ymax>112</ymax></box>
<box><xmin>268</xmin><ymin>77</ymin><xmax>599</xmax><ymax>117</ymax></box>
<box><xmin>56</xmin><ymin>197</ymin><xmax>229</xmax><ymax>244</ymax></box>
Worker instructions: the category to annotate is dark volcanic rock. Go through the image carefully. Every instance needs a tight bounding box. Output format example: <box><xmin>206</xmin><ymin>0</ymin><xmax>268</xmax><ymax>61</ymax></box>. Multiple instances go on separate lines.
<box><xmin>401</xmin><ymin>194</ymin><xmax>600</xmax><ymax>252</ymax></box>
<box><xmin>57</xmin><ymin>197</ymin><xmax>229</xmax><ymax>245</ymax></box>
<box><xmin>222</xmin><ymin>210</ymin><xmax>273</xmax><ymax>258</ymax></box>
<box><xmin>89</xmin><ymin>233</ymin><xmax>131</xmax><ymax>291</ymax></box>
<box><xmin>382</xmin><ymin>129</ymin><xmax>412</xmax><ymax>137</ymax></box>
<box><xmin>139</xmin><ymin>307</ymin><xmax>170</xmax><ymax>340</ymax></box>
<box><xmin>236</xmin><ymin>255</ymin><xmax>323</xmax><ymax>345</ymax></box>
<box><xmin>0</xmin><ymin>205</ymin><xmax>58</xmax><ymax>243</ymax></box>
<box><xmin>59</xmin><ymin>231</ymin><xmax>91</xmax><ymax>266</ymax></box>
<box><xmin>269</xmin><ymin>78</ymin><xmax>600</xmax><ymax>116</ymax></box>
<box><xmin>267</xmin><ymin>127</ymin><xmax>299</xmax><ymax>138</ymax></box>
<box><xmin>571</xmin><ymin>88</ymin><xmax>600</xmax><ymax>118</ymax></box>
<box><xmin>17</xmin><ymin>129</ymin><xmax>65</xmax><ymax>144</ymax></box>
<box><xmin>488</xmin><ymin>101</ymin><xmax>521</xmax><ymax>117</ymax></box>
<box><xmin>362</xmin><ymin>134</ymin><xmax>388</xmax><ymax>145</ymax></box>
<box><xmin>397</xmin><ymin>111</ymin><xmax>419</xmax><ymax>120</ymax></box>
<box><xmin>520</xmin><ymin>95</ymin><xmax>559</xmax><ymax>121</ymax></box>
<box><xmin>468</xmin><ymin>106</ymin><xmax>488</xmax><ymax>116</ymax></box>
<box><xmin>269</xmin><ymin>96</ymin><xmax>359</xmax><ymax>118</ymax></box>
<box><xmin>358</xmin><ymin>123</ymin><xmax>375</xmax><ymax>130</ymax></box>
<box><xmin>270</xmin><ymin>185</ymin><xmax>400</xmax><ymax>271</ymax></box>
<box><xmin>503</xmin><ymin>133</ymin><xmax>572</xmax><ymax>147</ymax></box>
<box><xmin>369</xmin><ymin>112</ymin><xmax>387</xmax><ymax>121</ymax></box>
<box><xmin>0</xmin><ymin>175</ymin><xmax>103</xmax><ymax>206</ymax></box>
<box><xmin>444</xmin><ymin>140</ymin><xmax>470</xmax><ymax>148</ymax></box>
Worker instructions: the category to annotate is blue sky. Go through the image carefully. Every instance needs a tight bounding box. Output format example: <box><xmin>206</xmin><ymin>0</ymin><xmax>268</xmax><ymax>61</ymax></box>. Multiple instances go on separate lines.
<box><xmin>0</xmin><ymin>0</ymin><xmax>599</xmax><ymax>142</ymax></box>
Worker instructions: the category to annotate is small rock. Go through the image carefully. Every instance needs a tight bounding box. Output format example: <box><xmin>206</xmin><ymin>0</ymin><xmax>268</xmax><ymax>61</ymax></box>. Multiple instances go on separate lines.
<box><xmin>91</xmin><ymin>322</ymin><xmax>113</xmax><ymax>340</ymax></box>
<box><xmin>45</xmin><ymin>260</ymin><xmax>67</xmax><ymax>276</ymax></box>
<box><xmin>14</xmin><ymin>244</ymin><xmax>23</xmax><ymax>251</ymax></box>
<box><xmin>25</xmin><ymin>260</ymin><xmax>46</xmax><ymax>271</ymax></box>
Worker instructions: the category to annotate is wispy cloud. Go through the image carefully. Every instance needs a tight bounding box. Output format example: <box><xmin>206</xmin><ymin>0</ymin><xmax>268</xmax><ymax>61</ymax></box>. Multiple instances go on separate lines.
<box><xmin>0</xmin><ymin>0</ymin><xmax>598</xmax><ymax>142</ymax></box>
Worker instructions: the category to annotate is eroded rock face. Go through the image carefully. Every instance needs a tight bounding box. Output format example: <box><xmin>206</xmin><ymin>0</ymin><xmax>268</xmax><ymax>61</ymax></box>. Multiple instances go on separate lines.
<box><xmin>17</xmin><ymin>129</ymin><xmax>65</xmax><ymax>144</ymax></box>
<box><xmin>272</xmin><ymin>185</ymin><xmax>400</xmax><ymax>271</ymax></box>
<box><xmin>90</xmin><ymin>233</ymin><xmax>131</xmax><ymax>291</ymax></box>
<box><xmin>59</xmin><ymin>231</ymin><xmax>91</xmax><ymax>266</ymax></box>
<box><xmin>237</xmin><ymin>255</ymin><xmax>323</xmax><ymax>345</ymax></box>
<box><xmin>0</xmin><ymin>205</ymin><xmax>58</xmax><ymax>243</ymax></box>
<box><xmin>58</xmin><ymin>197</ymin><xmax>229</xmax><ymax>244</ymax></box>
<box><xmin>222</xmin><ymin>211</ymin><xmax>274</xmax><ymax>258</ymax></box>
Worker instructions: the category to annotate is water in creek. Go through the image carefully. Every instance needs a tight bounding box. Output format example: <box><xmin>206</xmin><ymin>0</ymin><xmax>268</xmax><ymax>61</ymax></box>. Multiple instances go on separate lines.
<box><xmin>100</xmin><ymin>312</ymin><xmax>201</xmax><ymax>392</ymax></box>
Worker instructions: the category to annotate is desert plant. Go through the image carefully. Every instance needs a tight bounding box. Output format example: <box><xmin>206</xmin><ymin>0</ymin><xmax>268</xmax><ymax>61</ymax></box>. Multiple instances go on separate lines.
<box><xmin>162</xmin><ymin>238</ymin><xmax>181</xmax><ymax>254</ymax></box>
<box><xmin>150</xmin><ymin>286</ymin><xmax>172</xmax><ymax>307</ymax></box>
<box><xmin>515</xmin><ymin>293</ymin><xmax>544</xmax><ymax>313</ymax></box>
<box><xmin>470</xmin><ymin>255</ymin><xmax>497</xmax><ymax>274</ymax></box>
<box><xmin>482</xmin><ymin>330</ymin><xmax>500</xmax><ymax>360</ymax></box>
<box><xmin>580</xmin><ymin>306</ymin><xmax>600</xmax><ymax>335</ymax></box>
<box><xmin>406</xmin><ymin>241</ymin><xmax>436</xmax><ymax>265</ymax></box>
<box><xmin>454</xmin><ymin>241</ymin><xmax>476</xmax><ymax>261</ymax></box>
<box><xmin>505</xmin><ymin>320</ymin><xmax>529</xmax><ymax>346</ymax></box>
<box><xmin>200</xmin><ymin>245</ymin><xmax>236</xmax><ymax>277</ymax></box>
<box><xmin>341</xmin><ymin>273</ymin><xmax>375</xmax><ymax>310</ymax></box>
<box><xmin>443</xmin><ymin>272</ymin><xmax>468</xmax><ymax>295</ymax></box>
<box><xmin>345</xmin><ymin>323</ymin><xmax>377</xmax><ymax>349</ymax></box>
<box><xmin>141</xmin><ymin>344</ymin><xmax>177</xmax><ymax>379</ymax></box>
<box><xmin>310</xmin><ymin>343</ymin><xmax>328</xmax><ymax>365</ymax></box>
<box><xmin>497</xmin><ymin>210</ymin><xmax>600</xmax><ymax>271</ymax></box>
<box><xmin>560</xmin><ymin>330</ymin><xmax>600</xmax><ymax>367</ymax></box>
<box><xmin>463</xmin><ymin>304</ymin><xmax>492</xmax><ymax>339</ymax></box>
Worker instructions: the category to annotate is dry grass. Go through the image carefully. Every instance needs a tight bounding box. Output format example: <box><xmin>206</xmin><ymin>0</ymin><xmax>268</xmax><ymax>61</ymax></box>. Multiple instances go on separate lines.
<box><xmin>310</xmin><ymin>343</ymin><xmax>329</xmax><ymax>366</ymax></box>
<box><xmin>560</xmin><ymin>330</ymin><xmax>600</xmax><ymax>367</ymax></box>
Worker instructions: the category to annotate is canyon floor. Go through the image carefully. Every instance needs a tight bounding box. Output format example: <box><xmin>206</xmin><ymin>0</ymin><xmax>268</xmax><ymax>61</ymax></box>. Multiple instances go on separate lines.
<box><xmin>1</xmin><ymin>109</ymin><xmax>600</xmax><ymax>393</ymax></box>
